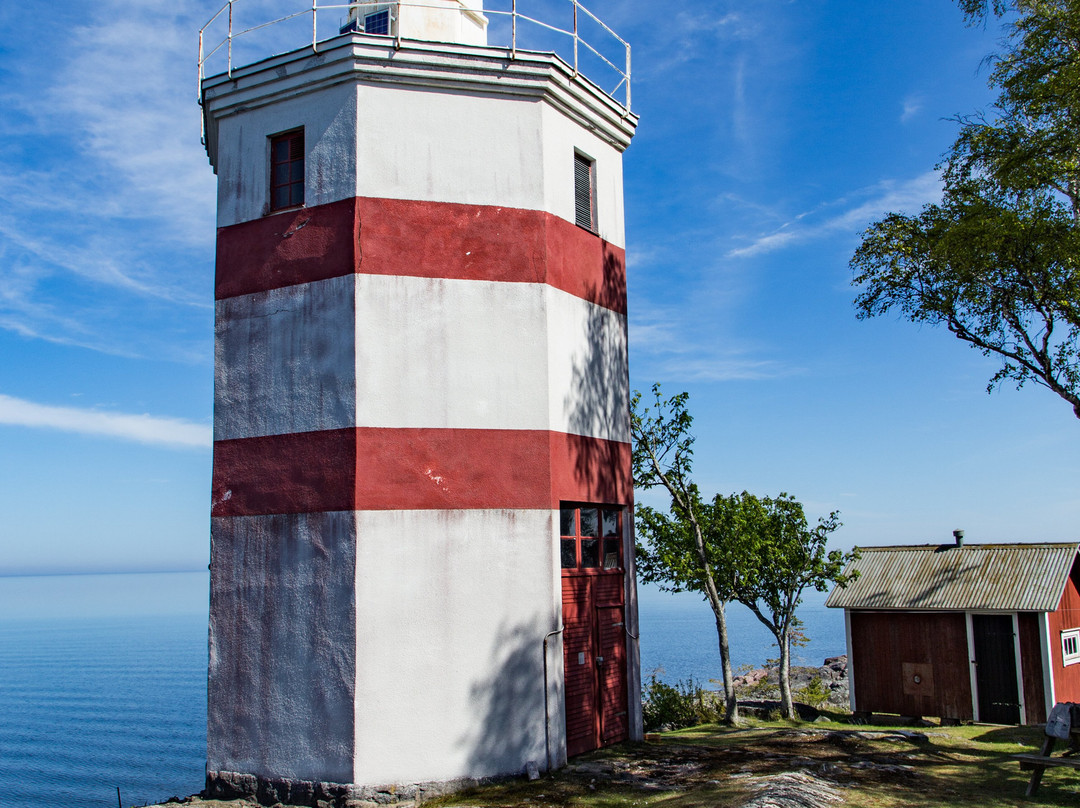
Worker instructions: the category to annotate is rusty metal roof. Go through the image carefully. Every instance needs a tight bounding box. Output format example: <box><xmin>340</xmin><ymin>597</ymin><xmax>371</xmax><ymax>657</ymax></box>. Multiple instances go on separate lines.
<box><xmin>825</xmin><ymin>542</ymin><xmax>1079</xmax><ymax>612</ymax></box>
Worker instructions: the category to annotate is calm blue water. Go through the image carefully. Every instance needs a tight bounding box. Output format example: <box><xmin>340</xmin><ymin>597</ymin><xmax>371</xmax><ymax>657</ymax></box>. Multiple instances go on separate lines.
<box><xmin>0</xmin><ymin>573</ymin><xmax>844</xmax><ymax>808</ymax></box>
<box><xmin>0</xmin><ymin>573</ymin><xmax>208</xmax><ymax>808</ymax></box>
<box><xmin>638</xmin><ymin>584</ymin><xmax>846</xmax><ymax>686</ymax></box>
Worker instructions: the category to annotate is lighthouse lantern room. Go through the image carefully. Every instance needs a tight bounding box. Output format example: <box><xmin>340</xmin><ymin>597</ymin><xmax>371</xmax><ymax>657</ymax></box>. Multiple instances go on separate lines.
<box><xmin>200</xmin><ymin>1</ymin><xmax>639</xmax><ymax>801</ymax></box>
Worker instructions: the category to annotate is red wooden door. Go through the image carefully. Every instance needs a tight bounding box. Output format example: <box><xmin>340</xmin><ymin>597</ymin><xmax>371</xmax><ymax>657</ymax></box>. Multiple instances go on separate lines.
<box><xmin>563</xmin><ymin>576</ymin><xmax>599</xmax><ymax>757</ymax></box>
<box><xmin>597</xmin><ymin>602</ymin><xmax>628</xmax><ymax>743</ymax></box>
<box><xmin>562</xmin><ymin>575</ymin><xmax>628</xmax><ymax>756</ymax></box>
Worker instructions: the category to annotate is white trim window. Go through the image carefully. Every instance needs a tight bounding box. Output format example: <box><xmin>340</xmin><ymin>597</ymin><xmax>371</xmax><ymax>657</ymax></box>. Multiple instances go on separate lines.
<box><xmin>1063</xmin><ymin>628</ymin><xmax>1080</xmax><ymax>666</ymax></box>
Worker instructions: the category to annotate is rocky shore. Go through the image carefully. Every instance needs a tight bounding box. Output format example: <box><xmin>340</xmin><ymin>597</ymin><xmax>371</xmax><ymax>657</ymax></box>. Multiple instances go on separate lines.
<box><xmin>733</xmin><ymin>655</ymin><xmax>849</xmax><ymax>711</ymax></box>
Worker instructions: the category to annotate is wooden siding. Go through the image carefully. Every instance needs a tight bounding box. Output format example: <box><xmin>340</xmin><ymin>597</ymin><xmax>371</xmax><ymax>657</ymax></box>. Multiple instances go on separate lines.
<box><xmin>850</xmin><ymin>611</ymin><xmax>973</xmax><ymax>720</ymax></box>
<box><xmin>1017</xmin><ymin>612</ymin><xmax>1046</xmax><ymax>724</ymax></box>
<box><xmin>1048</xmin><ymin>560</ymin><xmax>1080</xmax><ymax>703</ymax></box>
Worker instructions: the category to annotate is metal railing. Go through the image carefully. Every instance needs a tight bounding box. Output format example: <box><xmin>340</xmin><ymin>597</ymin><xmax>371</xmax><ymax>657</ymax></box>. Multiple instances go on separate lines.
<box><xmin>198</xmin><ymin>0</ymin><xmax>631</xmax><ymax>110</ymax></box>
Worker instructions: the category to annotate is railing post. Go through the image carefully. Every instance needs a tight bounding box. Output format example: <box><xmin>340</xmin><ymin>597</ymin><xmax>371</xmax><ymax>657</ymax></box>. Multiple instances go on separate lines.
<box><xmin>312</xmin><ymin>0</ymin><xmax>318</xmax><ymax>52</ymax></box>
<box><xmin>572</xmin><ymin>0</ymin><xmax>579</xmax><ymax>76</ymax></box>
<box><xmin>625</xmin><ymin>42</ymin><xmax>631</xmax><ymax>110</ymax></box>
<box><xmin>511</xmin><ymin>0</ymin><xmax>517</xmax><ymax>59</ymax></box>
<box><xmin>227</xmin><ymin>0</ymin><xmax>233</xmax><ymax>78</ymax></box>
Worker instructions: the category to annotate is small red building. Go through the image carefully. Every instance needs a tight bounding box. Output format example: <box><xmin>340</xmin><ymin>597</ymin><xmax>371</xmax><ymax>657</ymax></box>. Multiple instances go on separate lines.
<box><xmin>826</xmin><ymin>540</ymin><xmax>1080</xmax><ymax>724</ymax></box>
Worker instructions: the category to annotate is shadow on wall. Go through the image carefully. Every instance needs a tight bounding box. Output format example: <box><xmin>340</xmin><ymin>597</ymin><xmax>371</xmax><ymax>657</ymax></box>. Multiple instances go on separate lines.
<box><xmin>462</xmin><ymin>618</ymin><xmax>556</xmax><ymax>778</ymax></box>
<box><xmin>564</xmin><ymin>246</ymin><xmax>631</xmax><ymax>500</ymax></box>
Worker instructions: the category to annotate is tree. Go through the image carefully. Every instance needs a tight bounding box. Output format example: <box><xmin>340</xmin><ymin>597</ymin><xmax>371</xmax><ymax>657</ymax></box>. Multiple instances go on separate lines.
<box><xmin>631</xmin><ymin>385</ymin><xmax>742</xmax><ymax>723</ymax></box>
<box><xmin>631</xmin><ymin>387</ymin><xmax>859</xmax><ymax>723</ymax></box>
<box><xmin>851</xmin><ymin>0</ymin><xmax>1080</xmax><ymax>420</ymax></box>
<box><xmin>727</xmin><ymin>492</ymin><xmax>856</xmax><ymax>721</ymax></box>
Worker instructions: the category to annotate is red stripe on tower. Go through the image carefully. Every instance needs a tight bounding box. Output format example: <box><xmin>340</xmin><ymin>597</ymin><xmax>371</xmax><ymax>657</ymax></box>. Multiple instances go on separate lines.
<box><xmin>215</xmin><ymin>197</ymin><xmax>627</xmax><ymax>314</ymax></box>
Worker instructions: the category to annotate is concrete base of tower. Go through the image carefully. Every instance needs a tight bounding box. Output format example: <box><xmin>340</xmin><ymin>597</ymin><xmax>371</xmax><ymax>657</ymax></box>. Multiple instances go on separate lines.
<box><xmin>204</xmin><ymin>768</ymin><xmax>527</xmax><ymax>807</ymax></box>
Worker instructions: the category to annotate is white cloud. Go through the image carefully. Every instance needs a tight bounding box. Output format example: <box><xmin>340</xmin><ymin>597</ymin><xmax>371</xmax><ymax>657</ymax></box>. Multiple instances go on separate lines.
<box><xmin>0</xmin><ymin>394</ymin><xmax>211</xmax><ymax>449</ymax></box>
<box><xmin>901</xmin><ymin>94</ymin><xmax>924</xmax><ymax>123</ymax></box>
<box><xmin>630</xmin><ymin>308</ymin><xmax>802</xmax><ymax>382</ymax></box>
<box><xmin>727</xmin><ymin>171</ymin><xmax>942</xmax><ymax>258</ymax></box>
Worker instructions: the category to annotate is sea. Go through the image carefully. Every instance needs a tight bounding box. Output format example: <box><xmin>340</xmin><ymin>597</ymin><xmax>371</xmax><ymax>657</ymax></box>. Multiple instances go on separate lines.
<box><xmin>0</xmin><ymin>572</ymin><xmax>845</xmax><ymax>808</ymax></box>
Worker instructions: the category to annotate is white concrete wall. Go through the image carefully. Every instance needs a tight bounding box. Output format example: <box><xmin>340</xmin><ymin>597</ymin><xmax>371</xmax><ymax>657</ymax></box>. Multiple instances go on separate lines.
<box><xmin>215</xmin><ymin>83</ymin><xmax>359</xmax><ymax>228</ymax></box>
<box><xmin>216</xmin><ymin>274</ymin><xmax>626</xmax><ymax>441</ymax></box>
<box><xmin>352</xmin><ymin>508</ymin><xmax>560</xmax><ymax>783</ymax></box>
<box><xmin>215</xmin><ymin>275</ymin><xmax>357</xmax><ymax>440</ymax></box>
<box><xmin>355</xmin><ymin>83</ymin><xmax>546</xmax><ymax>215</ymax></box>
<box><xmin>355</xmin><ymin>83</ymin><xmax>626</xmax><ymax>246</ymax></box>
<box><xmin>545</xmin><ymin>286</ymin><xmax>630</xmax><ymax>442</ymax></box>
<box><xmin>214</xmin><ymin>76</ymin><xmax>627</xmax><ymax>245</ymax></box>
<box><xmin>398</xmin><ymin>0</ymin><xmax>488</xmax><ymax>46</ymax></box>
<box><xmin>208</xmin><ymin>511</ymin><xmax>358</xmax><ymax>783</ymax></box>
<box><xmin>540</xmin><ymin>104</ymin><xmax>627</xmax><ymax>246</ymax></box>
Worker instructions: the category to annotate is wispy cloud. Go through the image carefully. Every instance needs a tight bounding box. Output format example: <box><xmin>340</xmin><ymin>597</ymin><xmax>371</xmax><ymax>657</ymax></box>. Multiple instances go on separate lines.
<box><xmin>901</xmin><ymin>94</ymin><xmax>924</xmax><ymax>123</ymax></box>
<box><xmin>630</xmin><ymin>308</ymin><xmax>802</xmax><ymax>382</ymax></box>
<box><xmin>0</xmin><ymin>0</ymin><xmax>216</xmax><ymax>354</ymax></box>
<box><xmin>0</xmin><ymin>394</ymin><xmax>211</xmax><ymax>449</ymax></box>
<box><xmin>727</xmin><ymin>171</ymin><xmax>942</xmax><ymax>258</ymax></box>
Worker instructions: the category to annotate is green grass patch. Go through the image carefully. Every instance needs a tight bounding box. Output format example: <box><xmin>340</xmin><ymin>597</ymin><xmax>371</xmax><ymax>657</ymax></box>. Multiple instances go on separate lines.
<box><xmin>432</xmin><ymin>719</ymin><xmax>1080</xmax><ymax>808</ymax></box>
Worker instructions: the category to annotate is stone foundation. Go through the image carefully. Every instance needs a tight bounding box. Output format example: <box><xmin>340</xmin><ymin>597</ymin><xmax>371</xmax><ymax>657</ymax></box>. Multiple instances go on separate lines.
<box><xmin>205</xmin><ymin>770</ymin><xmax>501</xmax><ymax>807</ymax></box>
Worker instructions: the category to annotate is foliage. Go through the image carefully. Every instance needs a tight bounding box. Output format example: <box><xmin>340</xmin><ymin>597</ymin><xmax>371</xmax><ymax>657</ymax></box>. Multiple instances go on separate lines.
<box><xmin>851</xmin><ymin>0</ymin><xmax>1080</xmax><ymax>420</ymax></box>
<box><xmin>631</xmin><ymin>384</ymin><xmax>741</xmax><ymax>723</ymax></box>
<box><xmin>727</xmin><ymin>492</ymin><xmax>857</xmax><ymax>720</ymax></box>
<box><xmin>795</xmin><ymin>676</ymin><xmax>831</xmax><ymax>710</ymax></box>
<box><xmin>641</xmin><ymin>673</ymin><xmax>723</xmax><ymax>732</ymax></box>
<box><xmin>632</xmin><ymin>386</ymin><xmax>859</xmax><ymax>723</ymax></box>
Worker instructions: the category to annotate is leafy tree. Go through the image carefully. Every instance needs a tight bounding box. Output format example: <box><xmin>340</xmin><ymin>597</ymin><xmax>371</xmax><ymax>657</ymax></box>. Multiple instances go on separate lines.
<box><xmin>727</xmin><ymin>492</ymin><xmax>856</xmax><ymax>720</ymax></box>
<box><xmin>631</xmin><ymin>387</ymin><xmax>859</xmax><ymax>723</ymax></box>
<box><xmin>851</xmin><ymin>0</ymin><xmax>1080</xmax><ymax>420</ymax></box>
<box><xmin>631</xmin><ymin>384</ymin><xmax>742</xmax><ymax>723</ymax></box>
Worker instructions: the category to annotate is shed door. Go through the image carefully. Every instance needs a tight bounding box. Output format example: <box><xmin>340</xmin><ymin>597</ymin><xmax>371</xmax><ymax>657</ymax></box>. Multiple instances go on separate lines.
<box><xmin>972</xmin><ymin>614</ymin><xmax>1021</xmax><ymax>724</ymax></box>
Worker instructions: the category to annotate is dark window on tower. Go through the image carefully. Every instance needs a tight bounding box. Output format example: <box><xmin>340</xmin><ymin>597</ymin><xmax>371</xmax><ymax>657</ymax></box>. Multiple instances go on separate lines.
<box><xmin>574</xmin><ymin>151</ymin><xmax>596</xmax><ymax>232</ymax></box>
<box><xmin>365</xmin><ymin>9</ymin><xmax>391</xmax><ymax>35</ymax></box>
<box><xmin>270</xmin><ymin>129</ymin><xmax>304</xmax><ymax>212</ymax></box>
<box><xmin>560</xmin><ymin>503</ymin><xmax>623</xmax><ymax>571</ymax></box>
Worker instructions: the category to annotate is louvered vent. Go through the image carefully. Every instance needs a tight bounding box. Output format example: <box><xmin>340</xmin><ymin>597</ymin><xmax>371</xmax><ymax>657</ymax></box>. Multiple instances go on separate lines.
<box><xmin>574</xmin><ymin>152</ymin><xmax>596</xmax><ymax>231</ymax></box>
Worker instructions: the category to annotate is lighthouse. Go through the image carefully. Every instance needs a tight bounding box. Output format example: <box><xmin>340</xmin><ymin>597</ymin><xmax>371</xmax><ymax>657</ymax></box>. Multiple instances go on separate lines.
<box><xmin>200</xmin><ymin>1</ymin><xmax>639</xmax><ymax>801</ymax></box>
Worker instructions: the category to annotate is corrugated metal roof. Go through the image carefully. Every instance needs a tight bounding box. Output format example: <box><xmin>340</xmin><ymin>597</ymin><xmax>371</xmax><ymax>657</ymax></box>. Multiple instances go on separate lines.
<box><xmin>825</xmin><ymin>542</ymin><xmax>1079</xmax><ymax>612</ymax></box>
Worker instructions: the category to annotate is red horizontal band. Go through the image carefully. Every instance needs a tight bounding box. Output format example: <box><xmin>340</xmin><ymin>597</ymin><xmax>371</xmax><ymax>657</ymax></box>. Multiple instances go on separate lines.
<box><xmin>216</xmin><ymin>197</ymin><xmax>626</xmax><ymax>314</ymax></box>
<box><xmin>215</xmin><ymin>198</ymin><xmax>360</xmax><ymax>300</ymax></box>
<box><xmin>212</xmin><ymin>428</ymin><xmax>632</xmax><ymax>516</ymax></box>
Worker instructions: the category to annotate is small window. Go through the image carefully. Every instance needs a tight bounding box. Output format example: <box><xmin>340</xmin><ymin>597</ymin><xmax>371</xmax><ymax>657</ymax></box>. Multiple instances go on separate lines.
<box><xmin>270</xmin><ymin>129</ymin><xmax>304</xmax><ymax>212</ymax></box>
<box><xmin>365</xmin><ymin>9</ymin><xmax>391</xmax><ymax>35</ymax></box>
<box><xmin>573</xmin><ymin>151</ymin><xmax>596</xmax><ymax>232</ymax></box>
<box><xmin>560</xmin><ymin>503</ymin><xmax>622</xmax><ymax>571</ymax></box>
<box><xmin>1064</xmin><ymin>629</ymin><xmax>1080</xmax><ymax>666</ymax></box>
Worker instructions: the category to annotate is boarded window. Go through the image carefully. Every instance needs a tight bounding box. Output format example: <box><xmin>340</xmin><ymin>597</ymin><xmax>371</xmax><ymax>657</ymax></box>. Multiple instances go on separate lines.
<box><xmin>270</xmin><ymin>129</ymin><xmax>304</xmax><ymax>212</ymax></box>
<box><xmin>574</xmin><ymin>151</ymin><xmax>596</xmax><ymax>232</ymax></box>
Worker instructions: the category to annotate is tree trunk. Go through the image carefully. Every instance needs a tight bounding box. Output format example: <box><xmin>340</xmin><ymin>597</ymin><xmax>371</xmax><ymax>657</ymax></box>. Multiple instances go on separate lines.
<box><xmin>709</xmin><ymin>599</ymin><xmax>739</xmax><ymax>724</ymax></box>
<box><xmin>778</xmin><ymin>626</ymin><xmax>795</xmax><ymax>720</ymax></box>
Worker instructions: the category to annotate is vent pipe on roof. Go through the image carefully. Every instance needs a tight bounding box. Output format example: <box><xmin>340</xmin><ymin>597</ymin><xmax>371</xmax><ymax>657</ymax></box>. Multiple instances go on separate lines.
<box><xmin>953</xmin><ymin>529</ymin><xmax>964</xmax><ymax>547</ymax></box>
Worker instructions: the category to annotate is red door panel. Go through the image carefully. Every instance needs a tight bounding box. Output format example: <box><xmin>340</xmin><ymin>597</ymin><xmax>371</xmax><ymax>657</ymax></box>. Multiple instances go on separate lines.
<box><xmin>562</xmin><ymin>574</ymin><xmax>628</xmax><ymax>757</ymax></box>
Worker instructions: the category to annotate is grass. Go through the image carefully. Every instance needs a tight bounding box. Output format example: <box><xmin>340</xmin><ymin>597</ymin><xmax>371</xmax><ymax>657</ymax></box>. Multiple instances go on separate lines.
<box><xmin>430</xmin><ymin>715</ymin><xmax>1080</xmax><ymax>808</ymax></box>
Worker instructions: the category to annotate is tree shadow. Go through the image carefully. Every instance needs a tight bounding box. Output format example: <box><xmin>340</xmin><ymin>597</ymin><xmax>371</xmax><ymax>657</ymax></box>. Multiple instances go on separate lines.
<box><xmin>462</xmin><ymin>617</ymin><xmax>563</xmax><ymax>778</ymax></box>
<box><xmin>561</xmin><ymin>244</ymin><xmax>632</xmax><ymax>504</ymax></box>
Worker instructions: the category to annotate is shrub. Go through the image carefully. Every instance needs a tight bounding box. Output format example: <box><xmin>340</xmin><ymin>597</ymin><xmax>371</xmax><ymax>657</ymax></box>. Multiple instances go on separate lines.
<box><xmin>795</xmin><ymin>675</ymin><xmax>830</xmax><ymax>709</ymax></box>
<box><xmin>642</xmin><ymin>673</ymin><xmax>723</xmax><ymax>731</ymax></box>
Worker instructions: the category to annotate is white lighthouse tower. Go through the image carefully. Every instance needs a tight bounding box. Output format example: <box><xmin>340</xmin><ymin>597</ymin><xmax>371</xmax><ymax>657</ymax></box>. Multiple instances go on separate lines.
<box><xmin>200</xmin><ymin>2</ymin><xmax>639</xmax><ymax>802</ymax></box>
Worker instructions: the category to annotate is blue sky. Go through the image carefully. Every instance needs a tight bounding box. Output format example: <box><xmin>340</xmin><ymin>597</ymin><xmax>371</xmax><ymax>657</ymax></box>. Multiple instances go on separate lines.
<box><xmin>0</xmin><ymin>0</ymin><xmax>1076</xmax><ymax>576</ymax></box>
